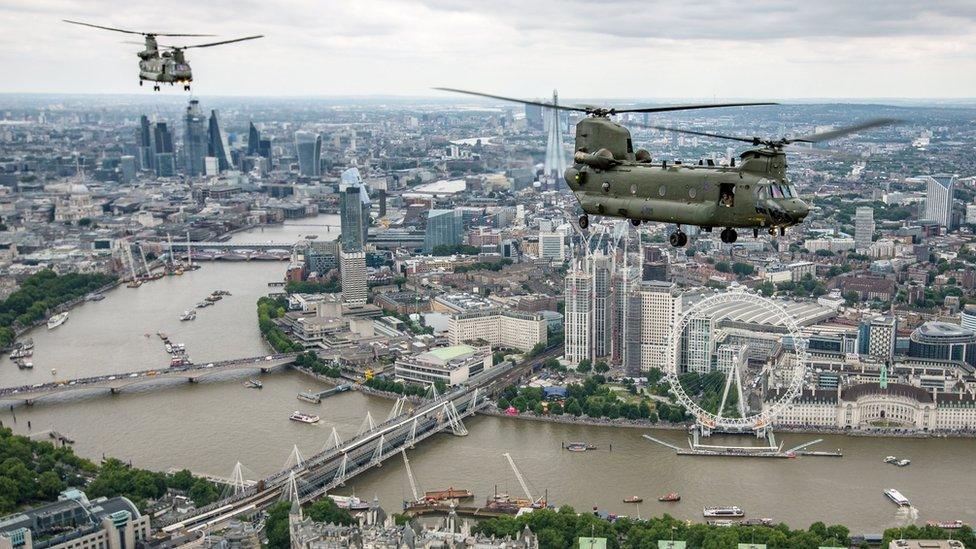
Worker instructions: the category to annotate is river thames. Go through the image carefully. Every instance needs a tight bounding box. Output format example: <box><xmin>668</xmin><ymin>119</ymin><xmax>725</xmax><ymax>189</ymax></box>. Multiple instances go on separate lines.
<box><xmin>1</xmin><ymin>216</ymin><xmax>974</xmax><ymax>533</ymax></box>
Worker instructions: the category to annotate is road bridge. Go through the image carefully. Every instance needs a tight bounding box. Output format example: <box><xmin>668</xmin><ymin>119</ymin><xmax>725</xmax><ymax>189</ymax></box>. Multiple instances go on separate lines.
<box><xmin>0</xmin><ymin>354</ymin><xmax>298</xmax><ymax>405</ymax></box>
<box><xmin>158</xmin><ymin>364</ymin><xmax>511</xmax><ymax>535</ymax></box>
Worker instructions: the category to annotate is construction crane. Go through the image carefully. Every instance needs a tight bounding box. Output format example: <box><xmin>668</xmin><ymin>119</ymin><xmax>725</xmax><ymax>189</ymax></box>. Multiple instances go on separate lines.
<box><xmin>503</xmin><ymin>452</ymin><xmax>536</xmax><ymax>505</ymax></box>
<box><xmin>138</xmin><ymin>244</ymin><xmax>151</xmax><ymax>277</ymax></box>
<box><xmin>401</xmin><ymin>450</ymin><xmax>422</xmax><ymax>504</ymax></box>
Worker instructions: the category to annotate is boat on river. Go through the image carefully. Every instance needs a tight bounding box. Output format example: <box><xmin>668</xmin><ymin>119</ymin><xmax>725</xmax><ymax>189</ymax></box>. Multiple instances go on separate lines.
<box><xmin>704</xmin><ymin>506</ymin><xmax>745</xmax><ymax>518</ymax></box>
<box><xmin>565</xmin><ymin>442</ymin><xmax>597</xmax><ymax>452</ymax></box>
<box><xmin>289</xmin><ymin>411</ymin><xmax>319</xmax><ymax>424</ymax></box>
<box><xmin>47</xmin><ymin>312</ymin><xmax>69</xmax><ymax>330</ymax></box>
<box><xmin>658</xmin><ymin>492</ymin><xmax>681</xmax><ymax>502</ymax></box>
<box><xmin>623</xmin><ymin>496</ymin><xmax>643</xmax><ymax>503</ymax></box>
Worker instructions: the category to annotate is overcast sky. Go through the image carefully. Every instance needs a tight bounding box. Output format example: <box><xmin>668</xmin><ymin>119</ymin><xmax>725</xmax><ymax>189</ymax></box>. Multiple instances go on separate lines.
<box><xmin>2</xmin><ymin>0</ymin><xmax>975</xmax><ymax>99</ymax></box>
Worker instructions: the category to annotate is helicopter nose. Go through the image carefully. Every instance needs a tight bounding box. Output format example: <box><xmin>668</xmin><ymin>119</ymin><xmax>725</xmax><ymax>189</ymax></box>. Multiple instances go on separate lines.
<box><xmin>791</xmin><ymin>199</ymin><xmax>811</xmax><ymax>221</ymax></box>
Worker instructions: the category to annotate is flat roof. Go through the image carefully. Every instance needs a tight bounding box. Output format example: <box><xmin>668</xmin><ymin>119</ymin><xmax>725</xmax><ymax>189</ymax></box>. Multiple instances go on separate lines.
<box><xmin>425</xmin><ymin>344</ymin><xmax>476</xmax><ymax>361</ymax></box>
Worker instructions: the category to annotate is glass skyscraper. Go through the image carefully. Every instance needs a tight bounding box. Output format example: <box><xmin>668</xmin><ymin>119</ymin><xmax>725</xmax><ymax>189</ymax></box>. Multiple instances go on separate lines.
<box><xmin>183</xmin><ymin>100</ymin><xmax>207</xmax><ymax>177</ymax></box>
<box><xmin>247</xmin><ymin>122</ymin><xmax>261</xmax><ymax>156</ymax></box>
<box><xmin>207</xmin><ymin>110</ymin><xmax>230</xmax><ymax>172</ymax></box>
<box><xmin>423</xmin><ymin>209</ymin><xmax>463</xmax><ymax>253</ymax></box>
<box><xmin>151</xmin><ymin>122</ymin><xmax>175</xmax><ymax>177</ymax></box>
<box><xmin>339</xmin><ymin>167</ymin><xmax>370</xmax><ymax>252</ymax></box>
<box><xmin>295</xmin><ymin>131</ymin><xmax>321</xmax><ymax>177</ymax></box>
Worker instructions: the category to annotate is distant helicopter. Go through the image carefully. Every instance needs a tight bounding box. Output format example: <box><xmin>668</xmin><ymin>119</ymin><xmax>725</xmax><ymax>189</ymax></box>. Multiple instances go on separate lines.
<box><xmin>63</xmin><ymin>20</ymin><xmax>262</xmax><ymax>91</ymax></box>
<box><xmin>437</xmin><ymin>88</ymin><xmax>896</xmax><ymax>247</ymax></box>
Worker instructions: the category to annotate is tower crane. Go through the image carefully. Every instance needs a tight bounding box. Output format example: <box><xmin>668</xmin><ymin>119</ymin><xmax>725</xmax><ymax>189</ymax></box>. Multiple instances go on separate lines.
<box><xmin>503</xmin><ymin>452</ymin><xmax>542</xmax><ymax>506</ymax></box>
<box><xmin>401</xmin><ymin>450</ymin><xmax>423</xmax><ymax>504</ymax></box>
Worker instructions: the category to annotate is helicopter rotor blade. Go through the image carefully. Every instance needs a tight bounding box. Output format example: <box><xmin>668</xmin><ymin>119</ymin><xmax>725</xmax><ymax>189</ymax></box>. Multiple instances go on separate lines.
<box><xmin>613</xmin><ymin>101</ymin><xmax>778</xmax><ymax>114</ymax></box>
<box><xmin>161</xmin><ymin>35</ymin><xmax>264</xmax><ymax>49</ymax></box>
<box><xmin>432</xmin><ymin>88</ymin><xmax>593</xmax><ymax>113</ymax></box>
<box><xmin>787</xmin><ymin>118</ymin><xmax>902</xmax><ymax>143</ymax></box>
<box><xmin>63</xmin><ymin>19</ymin><xmax>215</xmax><ymax>37</ymax></box>
<box><xmin>631</xmin><ymin>123</ymin><xmax>760</xmax><ymax>144</ymax></box>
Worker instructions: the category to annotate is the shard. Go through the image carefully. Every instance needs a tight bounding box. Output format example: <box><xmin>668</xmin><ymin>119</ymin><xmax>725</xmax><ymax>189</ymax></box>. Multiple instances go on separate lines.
<box><xmin>543</xmin><ymin>89</ymin><xmax>567</xmax><ymax>186</ymax></box>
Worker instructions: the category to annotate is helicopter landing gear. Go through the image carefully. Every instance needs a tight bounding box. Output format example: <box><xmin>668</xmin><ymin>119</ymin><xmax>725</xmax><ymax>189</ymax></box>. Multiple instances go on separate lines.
<box><xmin>139</xmin><ymin>80</ymin><xmax>143</xmax><ymax>87</ymax></box>
<box><xmin>630</xmin><ymin>218</ymin><xmax>641</xmax><ymax>227</ymax></box>
<box><xmin>153</xmin><ymin>84</ymin><xmax>160</xmax><ymax>91</ymax></box>
<box><xmin>768</xmin><ymin>227</ymin><xmax>776</xmax><ymax>236</ymax></box>
<box><xmin>578</xmin><ymin>214</ymin><xmax>589</xmax><ymax>230</ymax></box>
<box><xmin>779</xmin><ymin>227</ymin><xmax>786</xmax><ymax>236</ymax></box>
<box><xmin>753</xmin><ymin>228</ymin><xmax>759</xmax><ymax>238</ymax></box>
<box><xmin>720</xmin><ymin>228</ymin><xmax>738</xmax><ymax>244</ymax></box>
<box><xmin>669</xmin><ymin>230</ymin><xmax>688</xmax><ymax>247</ymax></box>
<box><xmin>183</xmin><ymin>84</ymin><xmax>191</xmax><ymax>91</ymax></box>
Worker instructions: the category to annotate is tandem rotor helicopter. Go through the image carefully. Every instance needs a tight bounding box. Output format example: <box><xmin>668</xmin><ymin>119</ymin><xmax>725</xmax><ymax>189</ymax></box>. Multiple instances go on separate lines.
<box><xmin>437</xmin><ymin>88</ymin><xmax>897</xmax><ymax>247</ymax></box>
<box><xmin>63</xmin><ymin>20</ymin><xmax>263</xmax><ymax>91</ymax></box>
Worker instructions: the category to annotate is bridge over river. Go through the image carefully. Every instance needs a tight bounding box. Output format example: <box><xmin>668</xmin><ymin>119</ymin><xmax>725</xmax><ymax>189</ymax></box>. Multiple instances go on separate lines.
<box><xmin>158</xmin><ymin>362</ymin><xmax>515</xmax><ymax>536</ymax></box>
<box><xmin>0</xmin><ymin>354</ymin><xmax>299</xmax><ymax>405</ymax></box>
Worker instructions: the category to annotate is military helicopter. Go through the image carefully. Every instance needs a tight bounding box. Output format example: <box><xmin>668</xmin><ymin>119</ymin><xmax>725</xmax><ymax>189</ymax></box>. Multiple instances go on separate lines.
<box><xmin>63</xmin><ymin>20</ymin><xmax>262</xmax><ymax>91</ymax></box>
<box><xmin>437</xmin><ymin>88</ymin><xmax>896</xmax><ymax>247</ymax></box>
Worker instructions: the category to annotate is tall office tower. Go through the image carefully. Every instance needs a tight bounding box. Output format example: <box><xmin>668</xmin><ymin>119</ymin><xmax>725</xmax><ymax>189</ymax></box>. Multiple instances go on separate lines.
<box><xmin>538</xmin><ymin>232</ymin><xmax>565</xmax><ymax>261</ymax></box>
<box><xmin>588</xmin><ymin>252</ymin><xmax>613</xmax><ymax>360</ymax></box>
<box><xmin>543</xmin><ymin>90</ymin><xmax>567</xmax><ymax>185</ymax></box>
<box><xmin>119</xmin><ymin>156</ymin><xmax>137</xmax><ymax>184</ymax></box>
<box><xmin>963</xmin><ymin>304</ymin><xmax>976</xmax><ymax>332</ymax></box>
<box><xmin>682</xmin><ymin>315</ymin><xmax>714</xmax><ymax>374</ymax></box>
<box><xmin>638</xmin><ymin>281</ymin><xmax>679</xmax><ymax>372</ymax></box>
<box><xmin>136</xmin><ymin>115</ymin><xmax>153</xmax><ymax>171</ymax></box>
<box><xmin>207</xmin><ymin>110</ymin><xmax>231</xmax><ymax>172</ymax></box>
<box><xmin>524</xmin><ymin>103</ymin><xmax>544</xmax><ymax>129</ymax></box>
<box><xmin>564</xmin><ymin>264</ymin><xmax>592</xmax><ymax>366</ymax></box>
<box><xmin>339</xmin><ymin>168</ymin><xmax>370</xmax><ymax>252</ymax></box>
<box><xmin>864</xmin><ymin>315</ymin><xmax>897</xmax><ymax>361</ymax></box>
<box><xmin>258</xmin><ymin>137</ymin><xmax>273</xmax><ymax>166</ymax></box>
<box><xmin>423</xmin><ymin>209</ymin><xmax>463</xmax><ymax>253</ymax></box>
<box><xmin>854</xmin><ymin>206</ymin><xmax>875</xmax><ymax>252</ymax></box>
<box><xmin>339</xmin><ymin>249</ymin><xmax>368</xmax><ymax>305</ymax></box>
<box><xmin>295</xmin><ymin>131</ymin><xmax>322</xmax><ymax>177</ymax></box>
<box><xmin>924</xmin><ymin>174</ymin><xmax>956</xmax><ymax>229</ymax></box>
<box><xmin>611</xmin><ymin>264</ymin><xmax>640</xmax><ymax>368</ymax></box>
<box><xmin>247</xmin><ymin>122</ymin><xmax>261</xmax><ymax>156</ymax></box>
<box><xmin>150</xmin><ymin>122</ymin><xmax>175</xmax><ymax>177</ymax></box>
<box><xmin>183</xmin><ymin>100</ymin><xmax>207</xmax><ymax>177</ymax></box>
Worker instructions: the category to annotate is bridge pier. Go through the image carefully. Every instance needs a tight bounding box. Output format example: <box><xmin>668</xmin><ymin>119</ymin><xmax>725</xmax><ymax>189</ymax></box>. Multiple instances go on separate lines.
<box><xmin>110</xmin><ymin>387</ymin><xmax>120</xmax><ymax>394</ymax></box>
<box><xmin>260</xmin><ymin>368</ymin><xmax>268</xmax><ymax>374</ymax></box>
<box><xmin>188</xmin><ymin>378</ymin><xmax>196</xmax><ymax>383</ymax></box>
<box><xmin>25</xmin><ymin>399</ymin><xmax>33</xmax><ymax>407</ymax></box>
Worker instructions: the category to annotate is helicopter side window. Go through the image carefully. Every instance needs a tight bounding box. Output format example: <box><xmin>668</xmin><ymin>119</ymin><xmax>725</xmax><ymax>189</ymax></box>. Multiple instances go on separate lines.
<box><xmin>771</xmin><ymin>185</ymin><xmax>784</xmax><ymax>199</ymax></box>
<box><xmin>780</xmin><ymin>184</ymin><xmax>795</xmax><ymax>198</ymax></box>
<box><xmin>718</xmin><ymin>183</ymin><xmax>735</xmax><ymax>207</ymax></box>
<box><xmin>758</xmin><ymin>186</ymin><xmax>770</xmax><ymax>200</ymax></box>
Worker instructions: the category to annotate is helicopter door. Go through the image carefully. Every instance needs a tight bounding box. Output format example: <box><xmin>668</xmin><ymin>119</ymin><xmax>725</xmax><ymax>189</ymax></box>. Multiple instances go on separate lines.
<box><xmin>718</xmin><ymin>183</ymin><xmax>735</xmax><ymax>208</ymax></box>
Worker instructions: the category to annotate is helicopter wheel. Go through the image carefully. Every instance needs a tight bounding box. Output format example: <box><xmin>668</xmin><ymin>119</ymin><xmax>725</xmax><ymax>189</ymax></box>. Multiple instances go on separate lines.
<box><xmin>753</xmin><ymin>228</ymin><xmax>759</xmax><ymax>238</ymax></box>
<box><xmin>578</xmin><ymin>214</ymin><xmax>589</xmax><ymax>230</ymax></box>
<box><xmin>768</xmin><ymin>228</ymin><xmax>777</xmax><ymax>236</ymax></box>
<box><xmin>153</xmin><ymin>85</ymin><xmax>160</xmax><ymax>91</ymax></box>
<box><xmin>630</xmin><ymin>218</ymin><xmax>641</xmax><ymax>227</ymax></box>
<box><xmin>139</xmin><ymin>80</ymin><xmax>143</xmax><ymax>87</ymax></box>
<box><xmin>720</xmin><ymin>228</ymin><xmax>738</xmax><ymax>244</ymax></box>
<box><xmin>669</xmin><ymin>231</ymin><xmax>687</xmax><ymax>248</ymax></box>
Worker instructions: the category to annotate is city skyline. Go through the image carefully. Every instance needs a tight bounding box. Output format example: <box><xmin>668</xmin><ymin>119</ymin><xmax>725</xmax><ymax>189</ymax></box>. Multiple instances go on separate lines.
<box><xmin>0</xmin><ymin>1</ymin><xmax>974</xmax><ymax>98</ymax></box>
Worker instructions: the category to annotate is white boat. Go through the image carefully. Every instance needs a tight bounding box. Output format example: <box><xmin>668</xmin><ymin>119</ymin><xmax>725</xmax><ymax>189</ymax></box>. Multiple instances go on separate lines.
<box><xmin>47</xmin><ymin>312</ymin><xmax>69</xmax><ymax>330</ymax></box>
<box><xmin>179</xmin><ymin>310</ymin><xmax>196</xmax><ymax>321</ymax></box>
<box><xmin>289</xmin><ymin>411</ymin><xmax>320</xmax><ymax>424</ymax></box>
<box><xmin>703</xmin><ymin>506</ymin><xmax>745</xmax><ymax>518</ymax></box>
<box><xmin>884</xmin><ymin>488</ymin><xmax>911</xmax><ymax>507</ymax></box>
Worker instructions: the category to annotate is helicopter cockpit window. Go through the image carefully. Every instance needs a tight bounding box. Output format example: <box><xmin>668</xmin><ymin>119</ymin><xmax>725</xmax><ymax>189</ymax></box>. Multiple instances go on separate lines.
<box><xmin>780</xmin><ymin>184</ymin><xmax>795</xmax><ymax>198</ymax></box>
<box><xmin>771</xmin><ymin>185</ymin><xmax>784</xmax><ymax>199</ymax></box>
<box><xmin>757</xmin><ymin>186</ymin><xmax>770</xmax><ymax>200</ymax></box>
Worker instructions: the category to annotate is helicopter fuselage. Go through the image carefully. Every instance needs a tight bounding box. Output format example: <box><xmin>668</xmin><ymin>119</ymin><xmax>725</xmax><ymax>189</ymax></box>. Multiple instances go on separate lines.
<box><xmin>138</xmin><ymin>53</ymin><xmax>192</xmax><ymax>83</ymax></box>
<box><xmin>565</xmin><ymin>117</ymin><xmax>809</xmax><ymax>231</ymax></box>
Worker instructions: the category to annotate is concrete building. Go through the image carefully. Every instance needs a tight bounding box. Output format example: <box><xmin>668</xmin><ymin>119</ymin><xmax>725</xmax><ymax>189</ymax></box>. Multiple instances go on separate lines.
<box><xmin>564</xmin><ymin>265</ymin><xmax>592</xmax><ymax>365</ymax></box>
<box><xmin>340</xmin><ymin>249</ymin><xmax>368</xmax><ymax>305</ymax></box>
<box><xmin>538</xmin><ymin>232</ymin><xmax>565</xmax><ymax>261</ymax></box>
<box><xmin>767</xmin><ymin>383</ymin><xmax>976</xmax><ymax>433</ymax></box>
<box><xmin>854</xmin><ymin>206</ymin><xmax>875</xmax><ymax>251</ymax></box>
<box><xmin>923</xmin><ymin>174</ymin><xmax>956</xmax><ymax>229</ymax></box>
<box><xmin>589</xmin><ymin>252</ymin><xmax>613</xmax><ymax>360</ymax></box>
<box><xmin>908</xmin><ymin>321</ymin><xmax>976</xmax><ymax>367</ymax></box>
<box><xmin>394</xmin><ymin>344</ymin><xmax>492</xmax><ymax>386</ymax></box>
<box><xmin>0</xmin><ymin>490</ymin><xmax>150</xmax><ymax>549</ymax></box>
<box><xmin>448</xmin><ymin>309</ymin><xmax>547</xmax><ymax>352</ymax></box>
<box><xmin>639</xmin><ymin>281</ymin><xmax>680</xmax><ymax>372</ymax></box>
<box><xmin>864</xmin><ymin>315</ymin><xmax>897</xmax><ymax>361</ymax></box>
